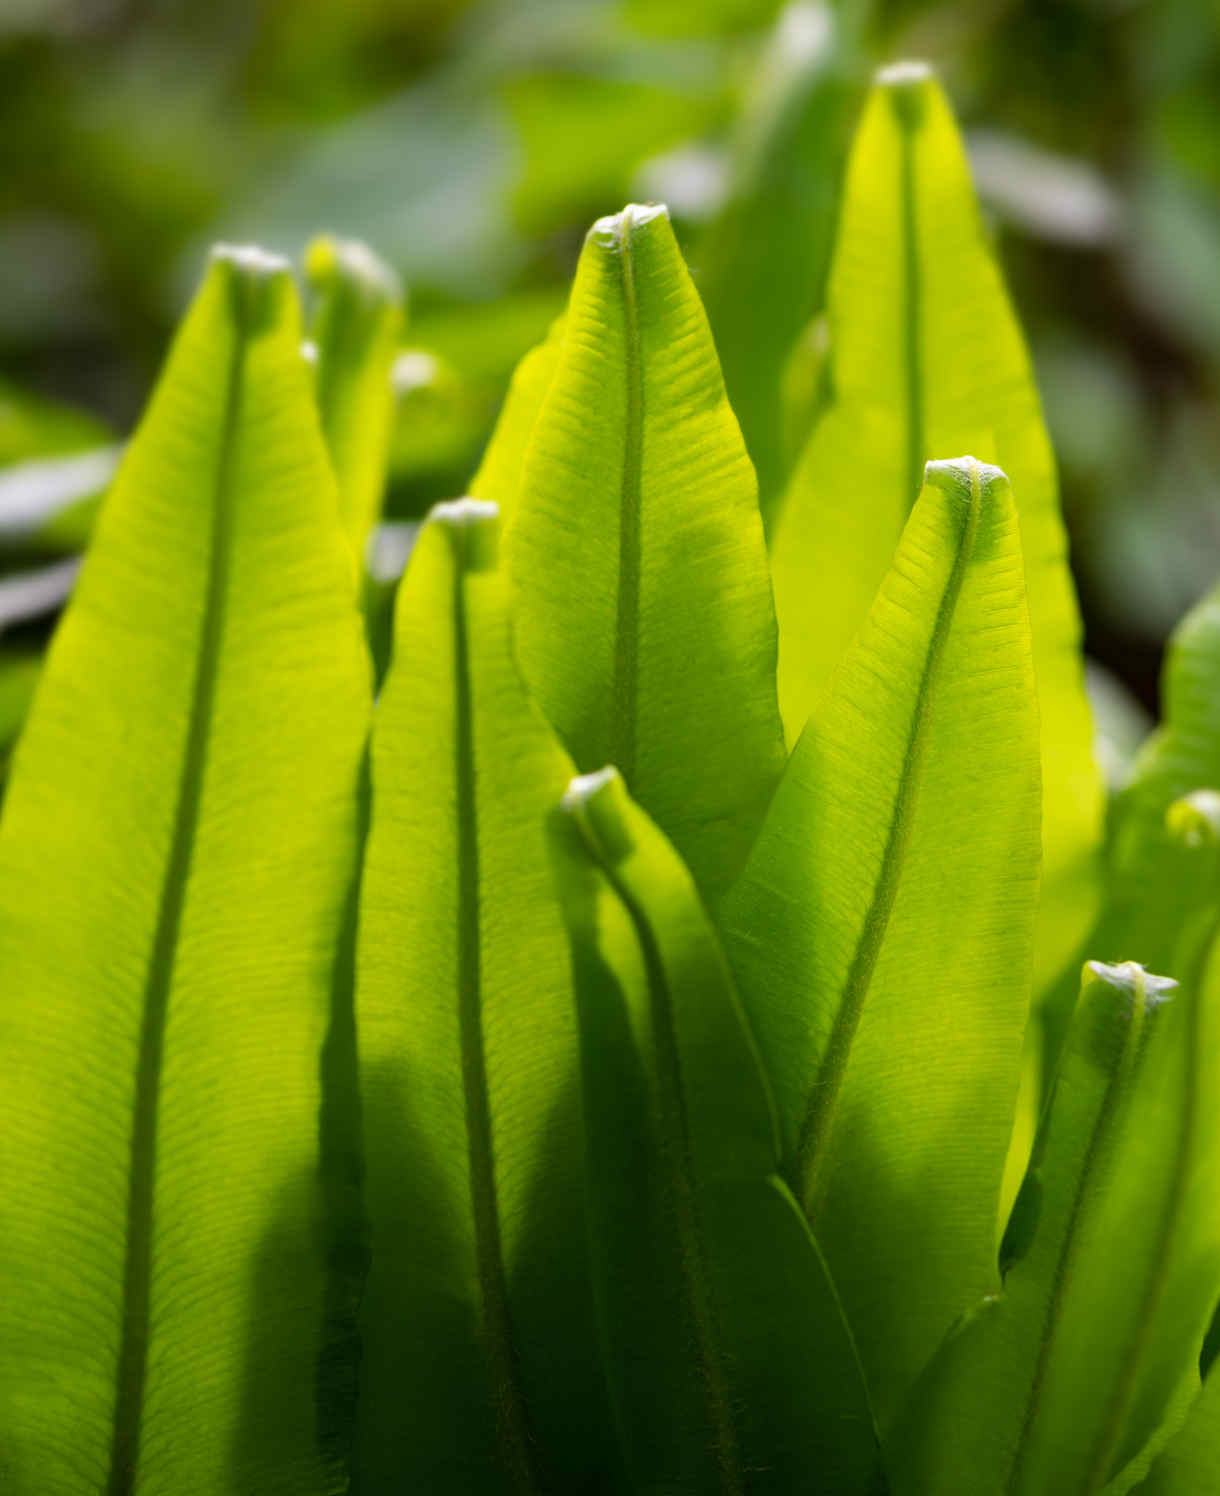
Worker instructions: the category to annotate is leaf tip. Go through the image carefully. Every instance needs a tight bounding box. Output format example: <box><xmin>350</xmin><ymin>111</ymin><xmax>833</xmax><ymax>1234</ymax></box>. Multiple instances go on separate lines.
<box><xmin>588</xmin><ymin>201</ymin><xmax>671</xmax><ymax>251</ymax></box>
<box><xmin>875</xmin><ymin>58</ymin><xmax>936</xmax><ymax>128</ymax></box>
<box><xmin>561</xmin><ymin>766</ymin><xmax>635</xmax><ymax>869</ymax></box>
<box><xmin>427</xmin><ymin>496</ymin><xmax>501</xmax><ymax>573</ymax></box>
<box><xmin>922</xmin><ymin>455</ymin><xmax>1010</xmax><ymax>508</ymax></box>
<box><xmin>305</xmin><ymin>233</ymin><xmax>403</xmax><ymax>309</ymax></box>
<box><xmin>209</xmin><ymin>242</ymin><xmax>295</xmax><ymax>330</ymax></box>
<box><xmin>1166</xmin><ymin>789</ymin><xmax>1220</xmax><ymax>849</ymax></box>
<box><xmin>1083</xmin><ymin>959</ymin><xmax>1177</xmax><ymax>1010</ymax></box>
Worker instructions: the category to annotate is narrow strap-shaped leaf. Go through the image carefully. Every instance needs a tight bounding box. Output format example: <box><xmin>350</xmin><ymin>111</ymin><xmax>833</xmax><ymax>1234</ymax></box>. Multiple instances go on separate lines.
<box><xmin>305</xmin><ymin>235</ymin><xmax>403</xmax><ymax>563</ymax></box>
<box><xmin>552</xmin><ymin>766</ymin><xmax>886</xmax><ymax>1494</ymax></box>
<box><xmin>769</xmin><ymin>61</ymin><xmax>1101</xmax><ymax>991</ymax></box>
<box><xmin>0</xmin><ymin>246</ymin><xmax>371</xmax><ymax>1494</ymax></box>
<box><xmin>694</xmin><ymin>2</ymin><xmax>858</xmax><ymax>513</ymax></box>
<box><xmin>355</xmin><ymin>500</ymin><xmax>613</xmax><ymax>1494</ymax></box>
<box><xmin>508</xmin><ymin>203</ymin><xmax>786</xmax><ymax>899</ymax></box>
<box><xmin>722</xmin><ymin>456</ymin><xmax>1041</xmax><ymax>1426</ymax></box>
<box><xmin>468</xmin><ymin>314</ymin><xmax>564</xmax><ymax>519</ymax></box>
<box><xmin>891</xmin><ymin>934</ymin><xmax>1220</xmax><ymax>1496</ymax></box>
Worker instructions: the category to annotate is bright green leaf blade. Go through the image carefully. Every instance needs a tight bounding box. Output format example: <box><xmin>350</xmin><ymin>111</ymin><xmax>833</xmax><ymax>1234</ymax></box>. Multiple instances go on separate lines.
<box><xmin>305</xmin><ymin>235</ymin><xmax>403</xmax><ymax>563</ymax></box>
<box><xmin>769</xmin><ymin>61</ymin><xmax>1102</xmax><ymax>990</ymax></box>
<box><xmin>467</xmin><ymin>314</ymin><xmax>564</xmax><ymax>520</ymax></box>
<box><xmin>0</xmin><ymin>246</ymin><xmax>371</xmax><ymax>1494</ymax></box>
<box><xmin>723</xmin><ymin>456</ymin><xmax>1041</xmax><ymax>1426</ymax></box>
<box><xmin>553</xmin><ymin>765</ymin><xmax>886</xmax><ymax>1494</ymax></box>
<box><xmin>355</xmin><ymin>500</ymin><xmax>613</xmax><ymax>1494</ymax></box>
<box><xmin>893</xmin><ymin>938</ymin><xmax>1220</xmax><ymax>1496</ymax></box>
<box><xmin>695</xmin><ymin>1</ymin><xmax>858</xmax><ymax>511</ymax></box>
<box><xmin>508</xmin><ymin>203</ymin><xmax>786</xmax><ymax>899</ymax></box>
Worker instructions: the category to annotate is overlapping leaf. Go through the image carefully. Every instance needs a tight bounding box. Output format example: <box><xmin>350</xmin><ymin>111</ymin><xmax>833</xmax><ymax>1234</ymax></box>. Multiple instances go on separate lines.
<box><xmin>768</xmin><ymin>62</ymin><xmax>1101</xmax><ymax>990</ymax></box>
<box><xmin>355</xmin><ymin>500</ymin><xmax>614</xmax><ymax>1493</ymax></box>
<box><xmin>722</xmin><ymin>456</ymin><xmax>1041</xmax><ymax>1426</ymax></box>
<box><xmin>552</xmin><ymin>765</ymin><xmax>885</xmax><ymax>1494</ymax></box>
<box><xmin>506</xmin><ymin>203</ymin><xmax>786</xmax><ymax>899</ymax></box>
<box><xmin>891</xmin><ymin>930</ymin><xmax>1220</xmax><ymax>1496</ymax></box>
<box><xmin>305</xmin><ymin>235</ymin><xmax>403</xmax><ymax>564</ymax></box>
<box><xmin>0</xmin><ymin>247</ymin><xmax>371</xmax><ymax>1494</ymax></box>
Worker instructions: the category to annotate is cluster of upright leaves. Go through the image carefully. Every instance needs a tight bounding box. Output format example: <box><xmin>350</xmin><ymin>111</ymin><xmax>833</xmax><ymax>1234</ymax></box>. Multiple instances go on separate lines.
<box><xmin>5</xmin><ymin>58</ymin><xmax>1220</xmax><ymax>1496</ymax></box>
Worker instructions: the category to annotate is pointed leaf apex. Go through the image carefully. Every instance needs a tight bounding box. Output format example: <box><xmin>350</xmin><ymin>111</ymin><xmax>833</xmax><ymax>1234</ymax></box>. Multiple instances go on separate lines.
<box><xmin>561</xmin><ymin>766</ymin><xmax>636</xmax><ymax>868</ymax></box>
<box><xmin>1166</xmin><ymin>788</ymin><xmax>1220</xmax><ymax>848</ymax></box>
<box><xmin>427</xmin><ymin>497</ymin><xmax>500</xmax><ymax>573</ymax></box>
<box><xmin>923</xmin><ymin>456</ymin><xmax>1011</xmax><ymax>510</ymax></box>
<box><xmin>1084</xmin><ymin>959</ymin><xmax>1177</xmax><ymax>1009</ymax></box>
<box><xmin>876</xmin><ymin>59</ymin><xmax>936</xmax><ymax>128</ymax></box>
<box><xmin>305</xmin><ymin>233</ymin><xmax>402</xmax><ymax>308</ymax></box>
<box><xmin>588</xmin><ymin>202</ymin><xmax>671</xmax><ymax>249</ymax></box>
<box><xmin>208</xmin><ymin>243</ymin><xmax>295</xmax><ymax>331</ymax></box>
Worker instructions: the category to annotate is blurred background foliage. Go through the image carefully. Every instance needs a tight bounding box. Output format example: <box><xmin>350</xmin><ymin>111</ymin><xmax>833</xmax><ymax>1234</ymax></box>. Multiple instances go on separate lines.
<box><xmin>2</xmin><ymin>0</ymin><xmax>1219</xmax><ymax>740</ymax></box>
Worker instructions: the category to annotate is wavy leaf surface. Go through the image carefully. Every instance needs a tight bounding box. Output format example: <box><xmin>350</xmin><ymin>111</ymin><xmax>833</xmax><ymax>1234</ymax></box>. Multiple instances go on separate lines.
<box><xmin>507</xmin><ymin>203</ymin><xmax>786</xmax><ymax>899</ymax></box>
<box><xmin>723</xmin><ymin>456</ymin><xmax>1041</xmax><ymax>1426</ymax></box>
<box><xmin>552</xmin><ymin>765</ymin><xmax>885</xmax><ymax>1494</ymax></box>
<box><xmin>0</xmin><ymin>247</ymin><xmax>371</xmax><ymax>1494</ymax></box>
<box><xmin>768</xmin><ymin>62</ymin><xmax>1101</xmax><ymax>989</ymax></box>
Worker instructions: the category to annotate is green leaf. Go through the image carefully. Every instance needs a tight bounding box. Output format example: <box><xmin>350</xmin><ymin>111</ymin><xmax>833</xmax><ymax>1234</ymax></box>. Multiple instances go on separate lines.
<box><xmin>891</xmin><ymin>938</ymin><xmax>1220</xmax><ymax>1496</ymax></box>
<box><xmin>467</xmin><ymin>314</ymin><xmax>564</xmax><ymax>520</ymax></box>
<box><xmin>768</xmin><ymin>61</ymin><xmax>1102</xmax><ymax>990</ymax></box>
<box><xmin>355</xmin><ymin>499</ymin><xmax>613</xmax><ymax>1493</ymax></box>
<box><xmin>1136</xmin><ymin>1339</ymin><xmax>1220</xmax><ymax>1493</ymax></box>
<box><xmin>1111</xmin><ymin>581</ymin><xmax>1220</xmax><ymax>889</ymax></box>
<box><xmin>0</xmin><ymin>246</ymin><xmax>371</xmax><ymax>1493</ymax></box>
<box><xmin>695</xmin><ymin>0</ymin><xmax>858</xmax><ymax>510</ymax></box>
<box><xmin>722</xmin><ymin>456</ymin><xmax>1042</xmax><ymax>1426</ymax></box>
<box><xmin>305</xmin><ymin>235</ymin><xmax>403</xmax><ymax>563</ymax></box>
<box><xmin>508</xmin><ymin>203</ymin><xmax>786</xmax><ymax>899</ymax></box>
<box><xmin>552</xmin><ymin>764</ymin><xmax>885</xmax><ymax>1494</ymax></box>
<box><xmin>0</xmin><ymin>647</ymin><xmax>40</xmax><ymax>785</ymax></box>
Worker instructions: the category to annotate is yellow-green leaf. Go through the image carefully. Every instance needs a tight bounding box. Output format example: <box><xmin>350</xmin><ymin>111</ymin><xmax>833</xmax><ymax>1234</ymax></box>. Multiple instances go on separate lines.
<box><xmin>0</xmin><ymin>246</ymin><xmax>371</xmax><ymax>1494</ymax></box>
<box><xmin>355</xmin><ymin>500</ymin><xmax>613</xmax><ymax>1493</ymax></box>
<box><xmin>723</xmin><ymin>457</ymin><xmax>1041</xmax><ymax>1426</ymax></box>
<box><xmin>507</xmin><ymin>203</ymin><xmax>786</xmax><ymax>899</ymax></box>
<box><xmin>769</xmin><ymin>62</ymin><xmax>1102</xmax><ymax>991</ymax></box>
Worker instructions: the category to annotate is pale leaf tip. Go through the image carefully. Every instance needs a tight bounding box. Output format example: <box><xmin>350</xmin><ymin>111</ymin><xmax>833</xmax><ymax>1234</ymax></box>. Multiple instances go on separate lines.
<box><xmin>1167</xmin><ymin>789</ymin><xmax>1220</xmax><ymax>849</ymax></box>
<box><xmin>1084</xmin><ymin>959</ymin><xmax>1177</xmax><ymax>1009</ymax></box>
<box><xmin>561</xmin><ymin>766</ymin><xmax>636</xmax><ymax>869</ymax></box>
<box><xmin>428</xmin><ymin>496</ymin><xmax>500</xmax><ymax>573</ymax></box>
<box><xmin>589</xmin><ymin>202</ymin><xmax>671</xmax><ymax>251</ymax></box>
<box><xmin>305</xmin><ymin>233</ymin><xmax>403</xmax><ymax>307</ymax></box>
<box><xmin>876</xmin><ymin>59</ymin><xmax>936</xmax><ymax>127</ymax></box>
<box><xmin>923</xmin><ymin>455</ymin><xmax>1010</xmax><ymax>506</ymax></box>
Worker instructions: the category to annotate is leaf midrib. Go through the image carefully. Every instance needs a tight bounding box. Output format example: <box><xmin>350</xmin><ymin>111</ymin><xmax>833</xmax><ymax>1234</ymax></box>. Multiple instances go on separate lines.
<box><xmin>106</xmin><ymin>305</ymin><xmax>245</xmax><ymax>1496</ymax></box>
<box><xmin>794</xmin><ymin>467</ymin><xmax>980</xmax><ymax>1214</ymax></box>
<box><xmin>1006</xmin><ymin>971</ymin><xmax>1153</xmax><ymax>1496</ymax></box>
<box><xmin>607</xmin><ymin>869</ymin><xmax>744</xmax><ymax>1496</ymax></box>
<box><xmin>452</xmin><ymin>560</ymin><xmax>540</xmax><ymax>1496</ymax></box>
<box><xmin>610</xmin><ymin>208</ymin><xmax>644</xmax><ymax>787</ymax></box>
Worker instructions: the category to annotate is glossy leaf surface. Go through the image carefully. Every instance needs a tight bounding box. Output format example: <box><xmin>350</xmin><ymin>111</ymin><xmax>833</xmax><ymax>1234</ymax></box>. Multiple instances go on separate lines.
<box><xmin>769</xmin><ymin>63</ymin><xmax>1101</xmax><ymax>989</ymax></box>
<box><xmin>0</xmin><ymin>247</ymin><xmax>371</xmax><ymax>1494</ymax></box>
<box><xmin>508</xmin><ymin>203</ymin><xmax>786</xmax><ymax>899</ymax></box>
<box><xmin>553</xmin><ymin>765</ymin><xmax>885</xmax><ymax>1494</ymax></box>
<box><xmin>723</xmin><ymin>457</ymin><xmax>1041</xmax><ymax>1426</ymax></box>
<box><xmin>355</xmin><ymin>500</ymin><xmax>612</xmax><ymax>1494</ymax></box>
